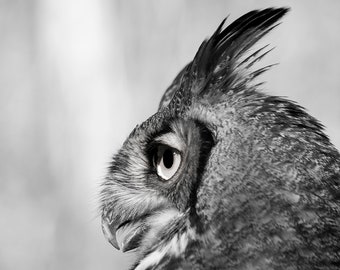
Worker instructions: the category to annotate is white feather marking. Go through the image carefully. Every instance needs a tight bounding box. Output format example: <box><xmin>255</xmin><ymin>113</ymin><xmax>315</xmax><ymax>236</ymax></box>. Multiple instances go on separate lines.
<box><xmin>136</xmin><ymin>211</ymin><xmax>192</xmax><ymax>269</ymax></box>
<box><xmin>154</xmin><ymin>132</ymin><xmax>185</xmax><ymax>151</ymax></box>
<box><xmin>135</xmin><ymin>249</ymin><xmax>166</xmax><ymax>270</ymax></box>
<box><xmin>141</xmin><ymin>209</ymin><xmax>180</xmax><ymax>250</ymax></box>
<box><xmin>167</xmin><ymin>231</ymin><xmax>189</xmax><ymax>256</ymax></box>
<box><xmin>149</xmin><ymin>209</ymin><xmax>180</xmax><ymax>227</ymax></box>
<box><xmin>136</xmin><ymin>231</ymin><xmax>190</xmax><ymax>270</ymax></box>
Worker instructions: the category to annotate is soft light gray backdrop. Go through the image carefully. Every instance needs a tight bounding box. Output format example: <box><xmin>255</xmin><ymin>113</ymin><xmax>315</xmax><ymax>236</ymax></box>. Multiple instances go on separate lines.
<box><xmin>1</xmin><ymin>0</ymin><xmax>339</xmax><ymax>269</ymax></box>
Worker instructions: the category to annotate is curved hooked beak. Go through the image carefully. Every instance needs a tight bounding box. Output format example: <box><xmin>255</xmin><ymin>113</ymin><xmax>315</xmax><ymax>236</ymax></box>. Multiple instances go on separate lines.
<box><xmin>101</xmin><ymin>212</ymin><xmax>148</xmax><ymax>252</ymax></box>
<box><xmin>101</xmin><ymin>215</ymin><xmax>120</xmax><ymax>250</ymax></box>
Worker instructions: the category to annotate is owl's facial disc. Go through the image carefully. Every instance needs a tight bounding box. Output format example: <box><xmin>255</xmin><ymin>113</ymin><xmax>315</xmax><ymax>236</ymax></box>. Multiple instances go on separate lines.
<box><xmin>101</xmin><ymin>120</ymin><xmax>215</xmax><ymax>252</ymax></box>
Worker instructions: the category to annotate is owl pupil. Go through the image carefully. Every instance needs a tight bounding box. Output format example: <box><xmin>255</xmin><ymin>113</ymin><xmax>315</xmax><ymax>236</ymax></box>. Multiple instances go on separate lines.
<box><xmin>163</xmin><ymin>149</ymin><xmax>174</xmax><ymax>169</ymax></box>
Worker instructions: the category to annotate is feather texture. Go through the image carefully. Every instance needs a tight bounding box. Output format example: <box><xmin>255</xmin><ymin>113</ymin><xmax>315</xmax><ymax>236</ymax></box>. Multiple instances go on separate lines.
<box><xmin>101</xmin><ymin>8</ymin><xmax>340</xmax><ymax>270</ymax></box>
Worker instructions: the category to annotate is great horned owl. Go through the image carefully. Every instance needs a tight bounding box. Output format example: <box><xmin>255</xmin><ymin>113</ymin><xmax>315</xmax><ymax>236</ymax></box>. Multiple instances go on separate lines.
<box><xmin>100</xmin><ymin>8</ymin><xmax>340</xmax><ymax>270</ymax></box>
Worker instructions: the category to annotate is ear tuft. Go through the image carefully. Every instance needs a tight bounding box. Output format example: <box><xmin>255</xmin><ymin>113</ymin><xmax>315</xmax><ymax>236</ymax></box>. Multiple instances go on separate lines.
<box><xmin>159</xmin><ymin>8</ymin><xmax>289</xmax><ymax>110</ymax></box>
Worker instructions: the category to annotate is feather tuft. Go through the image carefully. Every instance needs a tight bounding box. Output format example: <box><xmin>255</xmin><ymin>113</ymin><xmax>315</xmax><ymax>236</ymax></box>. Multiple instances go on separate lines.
<box><xmin>160</xmin><ymin>8</ymin><xmax>289</xmax><ymax>110</ymax></box>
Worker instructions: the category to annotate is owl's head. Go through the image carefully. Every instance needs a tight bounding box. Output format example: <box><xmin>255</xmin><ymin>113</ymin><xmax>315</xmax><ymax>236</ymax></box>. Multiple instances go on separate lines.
<box><xmin>100</xmin><ymin>7</ymin><xmax>336</xmax><ymax>267</ymax></box>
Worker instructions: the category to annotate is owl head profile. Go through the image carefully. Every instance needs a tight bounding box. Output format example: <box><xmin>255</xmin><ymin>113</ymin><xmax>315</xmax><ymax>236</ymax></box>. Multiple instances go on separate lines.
<box><xmin>100</xmin><ymin>8</ymin><xmax>340</xmax><ymax>270</ymax></box>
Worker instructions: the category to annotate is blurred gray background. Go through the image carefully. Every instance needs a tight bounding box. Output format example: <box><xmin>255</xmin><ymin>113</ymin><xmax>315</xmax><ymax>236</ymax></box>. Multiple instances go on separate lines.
<box><xmin>0</xmin><ymin>0</ymin><xmax>339</xmax><ymax>269</ymax></box>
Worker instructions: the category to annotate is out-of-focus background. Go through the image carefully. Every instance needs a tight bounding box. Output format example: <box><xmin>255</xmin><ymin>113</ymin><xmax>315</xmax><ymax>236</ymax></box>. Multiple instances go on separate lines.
<box><xmin>0</xmin><ymin>0</ymin><xmax>339</xmax><ymax>269</ymax></box>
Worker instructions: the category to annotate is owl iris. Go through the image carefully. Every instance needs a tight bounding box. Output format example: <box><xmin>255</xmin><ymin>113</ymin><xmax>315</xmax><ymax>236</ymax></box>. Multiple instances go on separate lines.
<box><xmin>153</xmin><ymin>145</ymin><xmax>181</xmax><ymax>180</ymax></box>
<box><xmin>100</xmin><ymin>8</ymin><xmax>340</xmax><ymax>270</ymax></box>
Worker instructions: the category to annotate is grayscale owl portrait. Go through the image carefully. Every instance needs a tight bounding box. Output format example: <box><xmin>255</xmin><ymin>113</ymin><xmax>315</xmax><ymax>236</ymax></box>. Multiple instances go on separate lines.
<box><xmin>100</xmin><ymin>8</ymin><xmax>340</xmax><ymax>270</ymax></box>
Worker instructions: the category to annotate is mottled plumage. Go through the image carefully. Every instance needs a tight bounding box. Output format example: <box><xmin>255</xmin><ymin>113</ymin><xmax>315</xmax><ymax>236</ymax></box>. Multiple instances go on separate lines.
<box><xmin>100</xmin><ymin>8</ymin><xmax>340</xmax><ymax>270</ymax></box>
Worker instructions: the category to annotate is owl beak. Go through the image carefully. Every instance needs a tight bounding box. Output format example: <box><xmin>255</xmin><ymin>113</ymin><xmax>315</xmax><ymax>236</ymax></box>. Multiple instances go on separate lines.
<box><xmin>101</xmin><ymin>212</ymin><xmax>148</xmax><ymax>252</ymax></box>
<box><xmin>101</xmin><ymin>215</ymin><xmax>120</xmax><ymax>250</ymax></box>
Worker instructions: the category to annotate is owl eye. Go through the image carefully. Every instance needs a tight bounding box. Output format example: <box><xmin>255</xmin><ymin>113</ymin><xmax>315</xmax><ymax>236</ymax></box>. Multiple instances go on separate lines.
<box><xmin>153</xmin><ymin>145</ymin><xmax>181</xmax><ymax>181</ymax></box>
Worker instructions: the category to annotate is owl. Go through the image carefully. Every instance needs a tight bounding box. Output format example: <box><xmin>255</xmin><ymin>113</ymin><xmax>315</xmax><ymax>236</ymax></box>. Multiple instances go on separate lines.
<box><xmin>100</xmin><ymin>8</ymin><xmax>340</xmax><ymax>270</ymax></box>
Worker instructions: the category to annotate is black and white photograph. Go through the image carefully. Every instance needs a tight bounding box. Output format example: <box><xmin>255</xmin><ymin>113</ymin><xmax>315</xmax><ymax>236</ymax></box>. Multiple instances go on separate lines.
<box><xmin>1</xmin><ymin>1</ymin><xmax>340</xmax><ymax>269</ymax></box>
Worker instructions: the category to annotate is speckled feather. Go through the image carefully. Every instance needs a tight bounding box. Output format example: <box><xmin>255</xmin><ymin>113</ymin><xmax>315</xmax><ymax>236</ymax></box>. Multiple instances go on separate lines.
<box><xmin>101</xmin><ymin>8</ymin><xmax>340</xmax><ymax>270</ymax></box>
